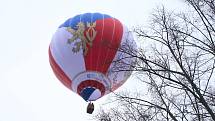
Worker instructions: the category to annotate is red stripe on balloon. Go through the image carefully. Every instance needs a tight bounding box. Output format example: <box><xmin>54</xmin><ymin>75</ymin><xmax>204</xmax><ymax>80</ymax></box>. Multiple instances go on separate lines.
<box><xmin>84</xmin><ymin>18</ymin><xmax>123</xmax><ymax>74</ymax></box>
<box><xmin>77</xmin><ymin>80</ymin><xmax>105</xmax><ymax>96</ymax></box>
<box><xmin>49</xmin><ymin>47</ymin><xmax>72</xmax><ymax>90</ymax></box>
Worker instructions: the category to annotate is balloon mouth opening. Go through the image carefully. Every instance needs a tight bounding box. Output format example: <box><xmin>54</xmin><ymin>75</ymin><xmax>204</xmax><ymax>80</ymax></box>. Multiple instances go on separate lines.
<box><xmin>80</xmin><ymin>87</ymin><xmax>102</xmax><ymax>101</ymax></box>
<box><xmin>72</xmin><ymin>71</ymin><xmax>111</xmax><ymax>91</ymax></box>
<box><xmin>77</xmin><ymin>79</ymin><xmax>106</xmax><ymax>101</ymax></box>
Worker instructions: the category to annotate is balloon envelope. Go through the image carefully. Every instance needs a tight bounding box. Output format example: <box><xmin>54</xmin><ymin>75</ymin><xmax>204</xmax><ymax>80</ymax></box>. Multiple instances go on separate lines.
<box><xmin>49</xmin><ymin>13</ymin><xmax>136</xmax><ymax>101</ymax></box>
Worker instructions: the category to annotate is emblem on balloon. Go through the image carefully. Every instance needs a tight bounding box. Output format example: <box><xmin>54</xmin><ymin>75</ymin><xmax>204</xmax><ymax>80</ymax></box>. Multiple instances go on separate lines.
<box><xmin>67</xmin><ymin>22</ymin><xmax>97</xmax><ymax>56</ymax></box>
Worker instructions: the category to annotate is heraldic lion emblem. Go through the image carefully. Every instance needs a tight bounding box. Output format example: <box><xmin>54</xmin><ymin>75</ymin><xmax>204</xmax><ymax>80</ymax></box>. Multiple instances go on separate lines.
<box><xmin>67</xmin><ymin>22</ymin><xmax>97</xmax><ymax>56</ymax></box>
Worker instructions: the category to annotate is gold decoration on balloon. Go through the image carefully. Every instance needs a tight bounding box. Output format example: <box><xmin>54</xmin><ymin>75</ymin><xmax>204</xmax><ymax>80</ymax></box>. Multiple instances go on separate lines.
<box><xmin>67</xmin><ymin>22</ymin><xmax>97</xmax><ymax>56</ymax></box>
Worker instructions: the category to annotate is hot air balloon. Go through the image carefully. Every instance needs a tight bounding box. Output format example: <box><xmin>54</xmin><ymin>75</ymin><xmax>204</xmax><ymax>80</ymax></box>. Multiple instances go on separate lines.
<box><xmin>49</xmin><ymin>13</ymin><xmax>136</xmax><ymax>114</ymax></box>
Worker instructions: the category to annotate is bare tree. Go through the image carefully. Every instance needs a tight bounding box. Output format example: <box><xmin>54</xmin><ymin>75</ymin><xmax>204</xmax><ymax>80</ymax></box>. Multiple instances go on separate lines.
<box><xmin>95</xmin><ymin>0</ymin><xmax>215</xmax><ymax>121</ymax></box>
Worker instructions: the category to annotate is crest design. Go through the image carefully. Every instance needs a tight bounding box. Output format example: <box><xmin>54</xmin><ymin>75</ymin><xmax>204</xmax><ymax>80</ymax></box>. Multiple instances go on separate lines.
<box><xmin>67</xmin><ymin>22</ymin><xmax>97</xmax><ymax>56</ymax></box>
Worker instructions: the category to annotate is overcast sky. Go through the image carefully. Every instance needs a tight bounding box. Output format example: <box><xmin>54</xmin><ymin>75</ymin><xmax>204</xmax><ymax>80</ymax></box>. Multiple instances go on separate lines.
<box><xmin>0</xmin><ymin>0</ymin><xmax>186</xmax><ymax>120</ymax></box>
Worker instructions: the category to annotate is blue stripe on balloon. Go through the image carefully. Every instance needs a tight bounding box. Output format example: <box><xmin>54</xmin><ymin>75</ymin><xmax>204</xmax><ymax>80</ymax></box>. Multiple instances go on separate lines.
<box><xmin>59</xmin><ymin>13</ymin><xmax>112</xmax><ymax>29</ymax></box>
<box><xmin>80</xmin><ymin>87</ymin><xmax>96</xmax><ymax>101</ymax></box>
